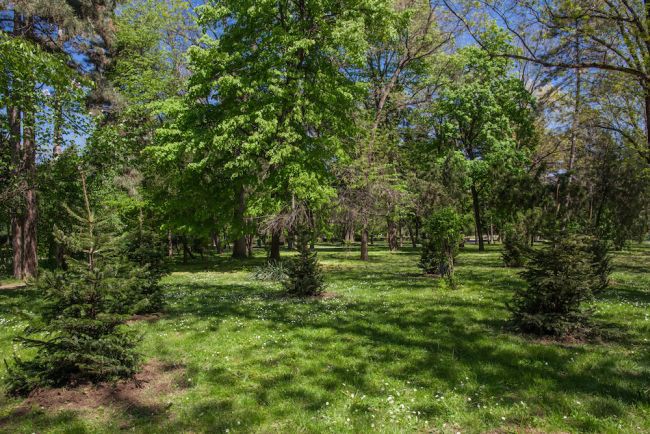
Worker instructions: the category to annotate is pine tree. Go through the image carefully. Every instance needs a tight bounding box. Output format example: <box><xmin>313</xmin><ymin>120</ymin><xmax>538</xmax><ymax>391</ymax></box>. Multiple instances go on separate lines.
<box><xmin>5</xmin><ymin>175</ymin><xmax>140</xmax><ymax>395</ymax></box>
<box><xmin>282</xmin><ymin>230</ymin><xmax>324</xmax><ymax>297</ymax></box>
<box><xmin>508</xmin><ymin>233</ymin><xmax>611</xmax><ymax>336</ymax></box>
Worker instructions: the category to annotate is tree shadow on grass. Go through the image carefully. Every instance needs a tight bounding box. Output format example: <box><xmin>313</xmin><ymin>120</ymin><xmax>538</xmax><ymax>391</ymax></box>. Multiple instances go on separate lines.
<box><xmin>161</xmin><ymin>276</ymin><xmax>649</xmax><ymax>414</ymax></box>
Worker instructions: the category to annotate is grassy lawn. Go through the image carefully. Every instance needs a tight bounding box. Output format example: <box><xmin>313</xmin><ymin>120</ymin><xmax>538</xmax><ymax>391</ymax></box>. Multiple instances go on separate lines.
<box><xmin>0</xmin><ymin>243</ymin><xmax>648</xmax><ymax>433</ymax></box>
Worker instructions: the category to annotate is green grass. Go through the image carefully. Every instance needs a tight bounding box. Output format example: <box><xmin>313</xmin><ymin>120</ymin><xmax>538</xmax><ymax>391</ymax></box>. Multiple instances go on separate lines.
<box><xmin>0</xmin><ymin>243</ymin><xmax>649</xmax><ymax>433</ymax></box>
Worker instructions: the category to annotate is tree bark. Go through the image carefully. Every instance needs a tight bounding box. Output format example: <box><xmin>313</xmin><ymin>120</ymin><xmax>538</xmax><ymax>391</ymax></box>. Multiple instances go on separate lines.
<box><xmin>360</xmin><ymin>227</ymin><xmax>369</xmax><ymax>261</ymax></box>
<box><xmin>245</xmin><ymin>234</ymin><xmax>254</xmax><ymax>257</ymax></box>
<box><xmin>11</xmin><ymin>216</ymin><xmax>23</xmax><ymax>279</ymax></box>
<box><xmin>407</xmin><ymin>223</ymin><xmax>417</xmax><ymax>248</ymax></box>
<box><xmin>645</xmin><ymin>88</ymin><xmax>650</xmax><ymax>164</ymax></box>
<box><xmin>344</xmin><ymin>221</ymin><xmax>354</xmax><ymax>244</ymax></box>
<box><xmin>269</xmin><ymin>230</ymin><xmax>281</xmax><ymax>261</ymax></box>
<box><xmin>471</xmin><ymin>183</ymin><xmax>485</xmax><ymax>252</ymax></box>
<box><xmin>211</xmin><ymin>230</ymin><xmax>223</xmax><ymax>254</ymax></box>
<box><xmin>387</xmin><ymin>217</ymin><xmax>398</xmax><ymax>251</ymax></box>
<box><xmin>232</xmin><ymin>186</ymin><xmax>248</xmax><ymax>259</ymax></box>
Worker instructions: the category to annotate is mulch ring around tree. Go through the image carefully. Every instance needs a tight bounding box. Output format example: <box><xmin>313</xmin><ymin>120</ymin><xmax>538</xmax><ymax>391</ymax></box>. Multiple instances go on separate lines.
<box><xmin>125</xmin><ymin>312</ymin><xmax>165</xmax><ymax>325</ymax></box>
<box><xmin>2</xmin><ymin>359</ymin><xmax>187</xmax><ymax>426</ymax></box>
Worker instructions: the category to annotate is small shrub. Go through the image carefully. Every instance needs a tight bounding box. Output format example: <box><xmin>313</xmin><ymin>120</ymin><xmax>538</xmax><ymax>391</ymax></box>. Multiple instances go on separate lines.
<box><xmin>282</xmin><ymin>231</ymin><xmax>324</xmax><ymax>296</ymax></box>
<box><xmin>419</xmin><ymin>207</ymin><xmax>464</xmax><ymax>287</ymax></box>
<box><xmin>502</xmin><ymin>223</ymin><xmax>528</xmax><ymax>267</ymax></box>
<box><xmin>508</xmin><ymin>233</ymin><xmax>611</xmax><ymax>336</ymax></box>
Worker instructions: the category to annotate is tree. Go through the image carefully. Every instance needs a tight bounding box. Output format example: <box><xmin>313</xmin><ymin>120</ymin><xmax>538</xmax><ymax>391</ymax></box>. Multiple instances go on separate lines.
<box><xmin>430</xmin><ymin>32</ymin><xmax>536</xmax><ymax>251</ymax></box>
<box><xmin>1</xmin><ymin>1</ymin><xmax>117</xmax><ymax>278</ymax></box>
<box><xmin>508</xmin><ymin>233</ymin><xmax>611</xmax><ymax>336</ymax></box>
<box><xmin>150</xmin><ymin>0</ymin><xmax>383</xmax><ymax>259</ymax></box>
<box><xmin>451</xmin><ymin>0</ymin><xmax>650</xmax><ymax>167</ymax></box>
<box><xmin>5</xmin><ymin>173</ymin><xmax>140</xmax><ymax>395</ymax></box>
<box><xmin>419</xmin><ymin>207</ymin><xmax>464</xmax><ymax>287</ymax></box>
<box><xmin>283</xmin><ymin>229</ymin><xmax>325</xmax><ymax>297</ymax></box>
<box><xmin>341</xmin><ymin>0</ymin><xmax>452</xmax><ymax>259</ymax></box>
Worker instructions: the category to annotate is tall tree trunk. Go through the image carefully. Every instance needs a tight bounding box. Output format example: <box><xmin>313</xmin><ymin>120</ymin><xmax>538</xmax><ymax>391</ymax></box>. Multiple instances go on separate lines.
<box><xmin>232</xmin><ymin>186</ymin><xmax>248</xmax><ymax>259</ymax></box>
<box><xmin>645</xmin><ymin>87</ymin><xmax>650</xmax><ymax>165</ymax></box>
<box><xmin>211</xmin><ymin>230</ymin><xmax>223</xmax><ymax>254</ymax></box>
<box><xmin>344</xmin><ymin>221</ymin><xmax>354</xmax><ymax>244</ymax></box>
<box><xmin>562</xmin><ymin>21</ymin><xmax>582</xmax><ymax>219</ymax></box>
<box><xmin>10</xmin><ymin>15</ymin><xmax>37</xmax><ymax>278</ymax></box>
<box><xmin>360</xmin><ymin>227</ymin><xmax>369</xmax><ymax>261</ymax></box>
<box><xmin>407</xmin><ymin>223</ymin><xmax>417</xmax><ymax>248</ymax></box>
<box><xmin>245</xmin><ymin>234</ymin><xmax>254</xmax><ymax>257</ymax></box>
<box><xmin>53</xmin><ymin>92</ymin><xmax>63</xmax><ymax>157</ymax></box>
<box><xmin>167</xmin><ymin>230</ymin><xmax>173</xmax><ymax>257</ymax></box>
<box><xmin>471</xmin><ymin>183</ymin><xmax>485</xmax><ymax>252</ymax></box>
<box><xmin>11</xmin><ymin>216</ymin><xmax>23</xmax><ymax>279</ymax></box>
<box><xmin>9</xmin><ymin>98</ymin><xmax>23</xmax><ymax>279</ymax></box>
<box><xmin>387</xmin><ymin>217</ymin><xmax>398</xmax><ymax>251</ymax></box>
<box><xmin>269</xmin><ymin>230</ymin><xmax>281</xmax><ymax>261</ymax></box>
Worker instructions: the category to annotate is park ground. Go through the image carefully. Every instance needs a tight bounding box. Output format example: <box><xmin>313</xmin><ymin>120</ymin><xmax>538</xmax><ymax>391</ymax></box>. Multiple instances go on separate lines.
<box><xmin>0</xmin><ymin>243</ymin><xmax>648</xmax><ymax>433</ymax></box>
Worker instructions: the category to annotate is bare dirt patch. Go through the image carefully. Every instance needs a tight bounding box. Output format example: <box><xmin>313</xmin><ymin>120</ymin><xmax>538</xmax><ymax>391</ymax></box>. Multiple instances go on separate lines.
<box><xmin>125</xmin><ymin>312</ymin><xmax>164</xmax><ymax>325</ymax></box>
<box><xmin>0</xmin><ymin>282</ymin><xmax>27</xmax><ymax>291</ymax></box>
<box><xmin>17</xmin><ymin>359</ymin><xmax>186</xmax><ymax>417</ymax></box>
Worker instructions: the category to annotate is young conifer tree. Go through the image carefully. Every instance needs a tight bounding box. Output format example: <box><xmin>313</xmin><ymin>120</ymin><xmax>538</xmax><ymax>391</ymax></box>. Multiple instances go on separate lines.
<box><xmin>6</xmin><ymin>173</ymin><xmax>140</xmax><ymax>395</ymax></box>
<box><xmin>508</xmin><ymin>233</ymin><xmax>611</xmax><ymax>336</ymax></box>
<box><xmin>282</xmin><ymin>229</ymin><xmax>325</xmax><ymax>297</ymax></box>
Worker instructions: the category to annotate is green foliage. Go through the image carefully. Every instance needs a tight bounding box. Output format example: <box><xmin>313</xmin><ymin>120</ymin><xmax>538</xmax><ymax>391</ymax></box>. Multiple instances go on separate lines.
<box><xmin>509</xmin><ymin>234</ymin><xmax>611</xmax><ymax>336</ymax></box>
<box><xmin>502</xmin><ymin>222</ymin><xmax>529</xmax><ymax>268</ymax></box>
<box><xmin>122</xmin><ymin>222</ymin><xmax>168</xmax><ymax>313</ymax></box>
<box><xmin>282</xmin><ymin>232</ymin><xmax>324</xmax><ymax>296</ymax></box>
<box><xmin>5</xmin><ymin>198</ymin><xmax>141</xmax><ymax>395</ymax></box>
<box><xmin>419</xmin><ymin>208</ymin><xmax>464</xmax><ymax>286</ymax></box>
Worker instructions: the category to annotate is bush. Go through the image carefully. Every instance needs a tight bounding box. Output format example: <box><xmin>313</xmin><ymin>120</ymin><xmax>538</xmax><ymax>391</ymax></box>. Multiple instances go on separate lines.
<box><xmin>419</xmin><ymin>208</ymin><xmax>464</xmax><ymax>287</ymax></box>
<box><xmin>508</xmin><ymin>233</ymin><xmax>611</xmax><ymax>336</ymax></box>
<box><xmin>5</xmin><ymin>201</ymin><xmax>140</xmax><ymax>395</ymax></box>
<box><xmin>282</xmin><ymin>231</ymin><xmax>324</xmax><ymax>296</ymax></box>
<box><xmin>502</xmin><ymin>223</ymin><xmax>528</xmax><ymax>267</ymax></box>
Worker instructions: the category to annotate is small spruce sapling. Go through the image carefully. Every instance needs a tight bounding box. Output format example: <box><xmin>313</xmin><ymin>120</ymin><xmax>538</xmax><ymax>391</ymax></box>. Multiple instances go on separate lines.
<box><xmin>5</xmin><ymin>174</ymin><xmax>140</xmax><ymax>395</ymax></box>
<box><xmin>282</xmin><ymin>230</ymin><xmax>324</xmax><ymax>296</ymax></box>
<box><xmin>508</xmin><ymin>233</ymin><xmax>611</xmax><ymax>336</ymax></box>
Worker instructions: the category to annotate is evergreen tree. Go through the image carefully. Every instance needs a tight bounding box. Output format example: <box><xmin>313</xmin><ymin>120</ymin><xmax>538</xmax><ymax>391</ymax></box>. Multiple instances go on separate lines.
<box><xmin>5</xmin><ymin>176</ymin><xmax>140</xmax><ymax>395</ymax></box>
<box><xmin>508</xmin><ymin>233</ymin><xmax>611</xmax><ymax>336</ymax></box>
<box><xmin>283</xmin><ymin>230</ymin><xmax>324</xmax><ymax>297</ymax></box>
